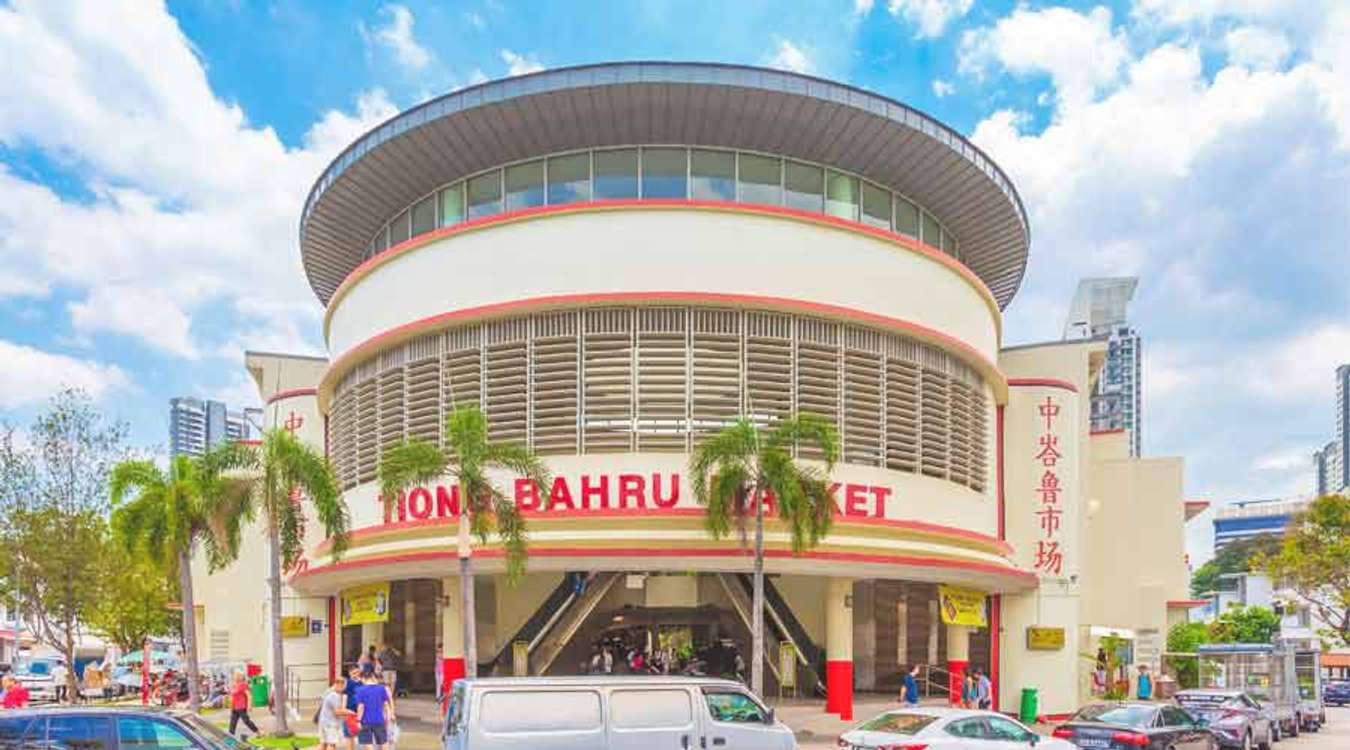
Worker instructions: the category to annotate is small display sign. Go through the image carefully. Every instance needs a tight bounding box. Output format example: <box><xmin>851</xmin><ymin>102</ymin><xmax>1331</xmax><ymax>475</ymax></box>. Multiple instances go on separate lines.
<box><xmin>937</xmin><ymin>585</ymin><xmax>987</xmax><ymax>627</ymax></box>
<box><xmin>779</xmin><ymin>643</ymin><xmax>796</xmax><ymax>689</ymax></box>
<box><xmin>281</xmin><ymin>616</ymin><xmax>310</xmax><ymax>638</ymax></box>
<box><xmin>1026</xmin><ymin>627</ymin><xmax>1066</xmax><ymax>651</ymax></box>
<box><xmin>341</xmin><ymin>582</ymin><xmax>391</xmax><ymax>626</ymax></box>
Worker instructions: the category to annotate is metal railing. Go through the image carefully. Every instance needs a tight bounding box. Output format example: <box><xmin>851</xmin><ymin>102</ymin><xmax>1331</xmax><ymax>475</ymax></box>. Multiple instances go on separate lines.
<box><xmin>283</xmin><ymin>662</ymin><xmax>330</xmax><ymax>707</ymax></box>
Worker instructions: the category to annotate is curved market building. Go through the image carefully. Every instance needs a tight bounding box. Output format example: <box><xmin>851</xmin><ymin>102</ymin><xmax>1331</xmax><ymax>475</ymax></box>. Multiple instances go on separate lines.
<box><xmin>195</xmin><ymin>62</ymin><xmax>1197</xmax><ymax>718</ymax></box>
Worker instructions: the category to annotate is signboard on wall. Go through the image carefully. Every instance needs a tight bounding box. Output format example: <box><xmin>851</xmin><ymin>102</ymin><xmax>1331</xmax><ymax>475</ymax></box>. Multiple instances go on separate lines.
<box><xmin>280</xmin><ymin>616</ymin><xmax>310</xmax><ymax>638</ymax></box>
<box><xmin>937</xmin><ymin>585</ymin><xmax>987</xmax><ymax>627</ymax></box>
<box><xmin>340</xmin><ymin>582</ymin><xmax>390</xmax><ymax>626</ymax></box>
<box><xmin>779</xmin><ymin>643</ymin><xmax>797</xmax><ymax>689</ymax></box>
<box><xmin>1026</xmin><ymin>627</ymin><xmax>1066</xmax><ymax>651</ymax></box>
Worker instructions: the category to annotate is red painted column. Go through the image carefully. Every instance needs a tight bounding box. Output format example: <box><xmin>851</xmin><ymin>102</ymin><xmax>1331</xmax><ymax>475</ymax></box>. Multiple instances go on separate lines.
<box><xmin>947</xmin><ymin>623</ymin><xmax>971</xmax><ymax>706</ymax></box>
<box><xmin>440</xmin><ymin>577</ymin><xmax>466</xmax><ymax>713</ymax></box>
<box><xmin>990</xmin><ymin>594</ymin><xmax>1002</xmax><ymax>712</ymax></box>
<box><xmin>948</xmin><ymin>659</ymin><xmax>969</xmax><ymax>706</ymax></box>
<box><xmin>825</xmin><ymin>578</ymin><xmax>854</xmax><ymax>720</ymax></box>
<box><xmin>327</xmin><ymin>596</ymin><xmax>337</xmax><ymax>682</ymax></box>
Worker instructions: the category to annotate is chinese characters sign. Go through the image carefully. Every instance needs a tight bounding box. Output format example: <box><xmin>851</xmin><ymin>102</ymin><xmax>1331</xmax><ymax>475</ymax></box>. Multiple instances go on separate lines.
<box><xmin>1033</xmin><ymin>395</ymin><xmax>1065</xmax><ymax>577</ymax></box>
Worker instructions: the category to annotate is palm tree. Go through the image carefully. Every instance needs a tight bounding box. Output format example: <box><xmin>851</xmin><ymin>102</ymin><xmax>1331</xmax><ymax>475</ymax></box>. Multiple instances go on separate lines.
<box><xmin>688</xmin><ymin>414</ymin><xmax>839</xmax><ymax>697</ymax></box>
<box><xmin>109</xmin><ymin>448</ymin><xmax>249</xmax><ymax>709</ymax></box>
<box><xmin>216</xmin><ymin>428</ymin><xmax>350</xmax><ymax>736</ymax></box>
<box><xmin>379</xmin><ymin>404</ymin><xmax>550</xmax><ymax>677</ymax></box>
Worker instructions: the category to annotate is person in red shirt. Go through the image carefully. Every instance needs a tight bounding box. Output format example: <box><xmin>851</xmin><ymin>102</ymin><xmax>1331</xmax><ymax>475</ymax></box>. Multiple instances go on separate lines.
<box><xmin>228</xmin><ymin>672</ymin><xmax>261</xmax><ymax>736</ymax></box>
<box><xmin>1</xmin><ymin>676</ymin><xmax>30</xmax><ymax>708</ymax></box>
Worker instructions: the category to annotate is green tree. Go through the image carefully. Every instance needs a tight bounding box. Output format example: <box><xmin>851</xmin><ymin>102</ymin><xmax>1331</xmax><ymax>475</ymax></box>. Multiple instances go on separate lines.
<box><xmin>689</xmin><ymin>414</ymin><xmax>838</xmax><ymax>697</ymax></box>
<box><xmin>87</xmin><ymin>548</ymin><xmax>177</xmax><ymax>654</ymax></box>
<box><xmin>379</xmin><ymin>405</ymin><xmax>550</xmax><ymax>678</ymax></box>
<box><xmin>216</xmin><ymin>428</ymin><xmax>351</xmax><ymax>735</ymax></box>
<box><xmin>1259</xmin><ymin>493</ymin><xmax>1350</xmax><ymax>647</ymax></box>
<box><xmin>109</xmin><ymin>449</ymin><xmax>251</xmax><ymax>709</ymax></box>
<box><xmin>0</xmin><ymin>389</ymin><xmax>129</xmax><ymax>702</ymax></box>
<box><xmin>1166</xmin><ymin>622</ymin><xmax>1210</xmax><ymax>688</ymax></box>
<box><xmin>1190</xmin><ymin>534</ymin><xmax>1283</xmax><ymax>597</ymax></box>
<box><xmin>1209</xmin><ymin>605</ymin><xmax>1281</xmax><ymax>644</ymax></box>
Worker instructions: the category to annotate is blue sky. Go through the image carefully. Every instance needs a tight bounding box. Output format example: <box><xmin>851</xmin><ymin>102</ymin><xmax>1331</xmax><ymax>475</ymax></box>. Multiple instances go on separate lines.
<box><xmin>1</xmin><ymin>0</ymin><xmax>1347</xmax><ymax>563</ymax></box>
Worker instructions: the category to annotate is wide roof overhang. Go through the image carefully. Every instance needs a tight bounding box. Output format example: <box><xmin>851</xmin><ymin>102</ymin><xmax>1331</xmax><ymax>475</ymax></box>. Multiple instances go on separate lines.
<box><xmin>301</xmin><ymin>62</ymin><xmax>1030</xmax><ymax>308</ymax></box>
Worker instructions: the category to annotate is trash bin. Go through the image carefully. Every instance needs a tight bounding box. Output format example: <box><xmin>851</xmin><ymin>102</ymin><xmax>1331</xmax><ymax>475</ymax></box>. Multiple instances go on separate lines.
<box><xmin>1019</xmin><ymin>687</ymin><xmax>1039</xmax><ymax>724</ymax></box>
<box><xmin>249</xmin><ymin>674</ymin><xmax>270</xmax><ymax>707</ymax></box>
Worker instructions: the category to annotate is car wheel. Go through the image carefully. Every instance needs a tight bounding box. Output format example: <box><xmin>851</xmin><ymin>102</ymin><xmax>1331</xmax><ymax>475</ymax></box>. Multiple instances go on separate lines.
<box><xmin>1271</xmin><ymin>721</ymin><xmax>1280</xmax><ymax>743</ymax></box>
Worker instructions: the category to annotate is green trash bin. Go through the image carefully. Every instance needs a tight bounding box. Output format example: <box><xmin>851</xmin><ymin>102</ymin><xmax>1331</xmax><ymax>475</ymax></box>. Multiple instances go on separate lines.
<box><xmin>1019</xmin><ymin>687</ymin><xmax>1039</xmax><ymax>724</ymax></box>
<box><xmin>249</xmin><ymin>674</ymin><xmax>270</xmax><ymax>707</ymax></box>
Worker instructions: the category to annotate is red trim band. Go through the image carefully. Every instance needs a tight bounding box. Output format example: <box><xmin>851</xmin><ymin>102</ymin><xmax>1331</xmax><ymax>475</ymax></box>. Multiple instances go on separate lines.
<box><xmin>321</xmin><ymin>291</ymin><xmax>1006</xmax><ymax>409</ymax></box>
<box><xmin>996</xmin><ymin>405</ymin><xmax>1006</xmax><ymax>541</ymax></box>
<box><xmin>1007</xmin><ymin>377</ymin><xmax>1078</xmax><ymax>393</ymax></box>
<box><xmin>267</xmin><ymin>387</ymin><xmax>318</xmax><ymax>405</ymax></box>
<box><xmin>990</xmin><ymin>594</ymin><xmax>1001</xmax><ymax>712</ymax></box>
<box><xmin>1089</xmin><ymin>428</ymin><xmax>1125</xmax><ymax>436</ymax></box>
<box><xmin>1166</xmin><ymin>599</ymin><xmax>1208</xmax><ymax>608</ymax></box>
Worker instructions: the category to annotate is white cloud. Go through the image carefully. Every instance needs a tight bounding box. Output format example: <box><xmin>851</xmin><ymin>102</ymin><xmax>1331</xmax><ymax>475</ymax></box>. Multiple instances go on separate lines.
<box><xmin>932</xmin><ymin>79</ymin><xmax>955</xmax><ymax>97</ymax></box>
<box><xmin>464</xmin><ymin>11</ymin><xmax>485</xmax><ymax>30</ymax></box>
<box><xmin>0</xmin><ymin>340</ymin><xmax>130</xmax><ymax>409</ymax></box>
<box><xmin>853</xmin><ymin>0</ymin><xmax>875</xmax><ymax>17</ymax></box>
<box><xmin>0</xmin><ymin>0</ymin><xmax>396</xmax><ymax>360</ymax></box>
<box><xmin>1225</xmin><ymin>25</ymin><xmax>1291</xmax><ymax>70</ymax></box>
<box><xmin>766</xmin><ymin>39</ymin><xmax>814</xmax><ymax>74</ymax></box>
<box><xmin>500</xmin><ymin>49</ymin><xmax>543</xmax><ymax>77</ymax></box>
<box><xmin>959</xmin><ymin>6</ymin><xmax>1130</xmax><ymax>111</ymax></box>
<box><xmin>887</xmin><ymin>0</ymin><xmax>973</xmax><ymax>39</ymax></box>
<box><xmin>366</xmin><ymin>4</ymin><xmax>432</xmax><ymax>71</ymax></box>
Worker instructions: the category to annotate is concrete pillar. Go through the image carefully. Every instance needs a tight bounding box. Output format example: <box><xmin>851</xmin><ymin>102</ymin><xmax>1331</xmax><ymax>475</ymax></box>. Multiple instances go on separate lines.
<box><xmin>825</xmin><ymin>578</ymin><xmax>854</xmax><ymax>720</ymax></box>
<box><xmin>947</xmin><ymin>624</ymin><xmax>970</xmax><ymax>706</ymax></box>
<box><xmin>852</xmin><ymin>581</ymin><xmax>876</xmax><ymax>691</ymax></box>
<box><xmin>440</xmin><ymin>578</ymin><xmax>465</xmax><ymax>692</ymax></box>
<box><xmin>360</xmin><ymin>621</ymin><xmax>385</xmax><ymax>657</ymax></box>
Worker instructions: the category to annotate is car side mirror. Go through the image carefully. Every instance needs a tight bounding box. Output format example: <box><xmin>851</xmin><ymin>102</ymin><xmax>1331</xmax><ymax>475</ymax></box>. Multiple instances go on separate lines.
<box><xmin>764</xmin><ymin>708</ymin><xmax>776</xmax><ymax>725</ymax></box>
<box><xmin>1029</xmin><ymin>734</ymin><xmax>1040</xmax><ymax>746</ymax></box>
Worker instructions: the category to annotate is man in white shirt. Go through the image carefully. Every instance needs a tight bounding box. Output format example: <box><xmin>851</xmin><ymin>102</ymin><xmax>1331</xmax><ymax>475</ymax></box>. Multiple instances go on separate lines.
<box><xmin>50</xmin><ymin>662</ymin><xmax>69</xmax><ymax>703</ymax></box>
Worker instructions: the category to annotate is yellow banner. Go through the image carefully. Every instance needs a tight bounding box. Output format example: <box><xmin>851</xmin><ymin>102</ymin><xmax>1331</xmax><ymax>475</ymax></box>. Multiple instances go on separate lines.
<box><xmin>1026</xmin><ymin>627</ymin><xmax>1065</xmax><ymax>650</ymax></box>
<box><xmin>280</xmin><ymin>616</ymin><xmax>310</xmax><ymax>638</ymax></box>
<box><xmin>938</xmin><ymin>585</ymin><xmax>987</xmax><ymax>627</ymax></box>
<box><xmin>340</xmin><ymin>582</ymin><xmax>391</xmax><ymax>626</ymax></box>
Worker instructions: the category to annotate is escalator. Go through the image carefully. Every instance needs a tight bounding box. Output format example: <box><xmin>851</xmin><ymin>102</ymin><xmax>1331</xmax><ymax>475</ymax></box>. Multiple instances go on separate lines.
<box><xmin>484</xmin><ymin>574</ymin><xmax>578</xmax><ymax>674</ymax></box>
<box><xmin>734</xmin><ymin>573</ymin><xmax>827</xmax><ymax>696</ymax></box>
<box><xmin>530</xmin><ymin>572</ymin><xmax>622</xmax><ymax>675</ymax></box>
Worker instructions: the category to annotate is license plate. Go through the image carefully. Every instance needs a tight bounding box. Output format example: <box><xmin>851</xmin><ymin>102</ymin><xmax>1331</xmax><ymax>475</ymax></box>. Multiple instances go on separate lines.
<box><xmin>1077</xmin><ymin>739</ymin><xmax>1110</xmax><ymax>749</ymax></box>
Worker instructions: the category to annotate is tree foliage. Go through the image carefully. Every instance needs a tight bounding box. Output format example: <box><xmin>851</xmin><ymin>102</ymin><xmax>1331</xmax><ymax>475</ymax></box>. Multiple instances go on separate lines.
<box><xmin>1209</xmin><ymin>605</ymin><xmax>1281</xmax><ymax>644</ymax></box>
<box><xmin>1166</xmin><ymin>622</ymin><xmax>1210</xmax><ymax>688</ymax></box>
<box><xmin>1190</xmin><ymin>533</ymin><xmax>1283</xmax><ymax>597</ymax></box>
<box><xmin>1258</xmin><ymin>493</ymin><xmax>1350</xmax><ymax>647</ymax></box>
<box><xmin>379</xmin><ymin>405</ymin><xmax>550</xmax><ymax>582</ymax></box>
<box><xmin>86</xmin><ymin>548</ymin><xmax>177</xmax><ymax>653</ymax></box>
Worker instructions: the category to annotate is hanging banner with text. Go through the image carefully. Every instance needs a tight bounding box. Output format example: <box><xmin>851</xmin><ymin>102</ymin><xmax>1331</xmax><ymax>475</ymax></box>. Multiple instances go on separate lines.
<box><xmin>340</xmin><ymin>582</ymin><xmax>390</xmax><ymax>626</ymax></box>
<box><xmin>937</xmin><ymin>585</ymin><xmax>988</xmax><ymax>627</ymax></box>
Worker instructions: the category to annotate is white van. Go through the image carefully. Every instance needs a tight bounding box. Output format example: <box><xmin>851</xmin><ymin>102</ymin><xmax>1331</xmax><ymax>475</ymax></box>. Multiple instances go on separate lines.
<box><xmin>442</xmin><ymin>676</ymin><xmax>796</xmax><ymax>750</ymax></box>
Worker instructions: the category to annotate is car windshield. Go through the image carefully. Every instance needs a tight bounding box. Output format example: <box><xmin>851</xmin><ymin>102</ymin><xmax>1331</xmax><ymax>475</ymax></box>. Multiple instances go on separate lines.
<box><xmin>1073</xmin><ymin>705</ymin><xmax>1156</xmax><ymax>727</ymax></box>
<box><xmin>15</xmin><ymin>660</ymin><xmax>52</xmax><ymax>676</ymax></box>
<box><xmin>855</xmin><ymin>713</ymin><xmax>939</xmax><ymax>735</ymax></box>
<box><xmin>179</xmin><ymin>714</ymin><xmax>250</xmax><ymax>750</ymax></box>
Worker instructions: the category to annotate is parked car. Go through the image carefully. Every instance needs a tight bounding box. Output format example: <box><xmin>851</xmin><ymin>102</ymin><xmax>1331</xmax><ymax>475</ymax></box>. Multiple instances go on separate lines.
<box><xmin>442</xmin><ymin>675</ymin><xmax>795</xmax><ymax>750</ymax></box>
<box><xmin>0</xmin><ymin>706</ymin><xmax>250</xmax><ymax>750</ymax></box>
<box><xmin>1174</xmin><ymin>689</ymin><xmax>1276</xmax><ymax>750</ymax></box>
<box><xmin>1053</xmin><ymin>703</ymin><xmax>1218</xmax><ymax>750</ymax></box>
<box><xmin>1323</xmin><ymin>680</ymin><xmax>1350</xmax><ymax>707</ymax></box>
<box><xmin>839</xmin><ymin>707</ymin><xmax>1074</xmax><ymax>750</ymax></box>
<box><xmin>11</xmin><ymin>656</ymin><xmax>61</xmax><ymax>702</ymax></box>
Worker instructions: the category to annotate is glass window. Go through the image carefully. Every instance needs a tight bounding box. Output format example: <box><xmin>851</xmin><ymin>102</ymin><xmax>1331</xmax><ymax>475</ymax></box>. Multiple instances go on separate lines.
<box><xmin>1072</xmin><ymin>705</ymin><xmax>1155</xmax><ymax>728</ymax></box>
<box><xmin>986</xmin><ymin>717</ymin><xmax>1034</xmax><ymax>742</ymax></box>
<box><xmin>737</xmin><ymin>154</ymin><xmax>782</xmax><ymax>205</ymax></box>
<box><xmin>825</xmin><ymin>171</ymin><xmax>859</xmax><ymax>220</ymax></box>
<box><xmin>921</xmin><ymin>212</ymin><xmax>941</xmax><ymax>247</ymax></box>
<box><xmin>480</xmin><ymin>691</ymin><xmax>602</xmax><ymax>733</ymax></box>
<box><xmin>439</xmin><ymin>183</ymin><xmax>465</xmax><ymax>226</ymax></box>
<box><xmin>594</xmin><ymin>149</ymin><xmax>639</xmax><ymax>199</ymax></box>
<box><xmin>945</xmin><ymin>718</ymin><xmax>988</xmax><ymax>739</ymax></box>
<box><xmin>690</xmin><ymin>149</ymin><xmax>735</xmax><ymax>201</ymax></box>
<box><xmin>855</xmin><ymin>713</ymin><xmax>938</xmax><ymax>735</ymax></box>
<box><xmin>784</xmin><ymin>161</ymin><xmax>823</xmax><ymax>212</ymax></box>
<box><xmin>941</xmin><ymin>229</ymin><xmax>957</xmax><ymax>257</ymax></box>
<box><xmin>640</xmin><ymin>147</ymin><xmax>687</xmax><ymax>199</ymax></box>
<box><xmin>504</xmin><ymin>160</ymin><xmax>545</xmax><ymax>211</ymax></box>
<box><xmin>117</xmin><ymin>718</ymin><xmax>195</xmax><ymax>750</ymax></box>
<box><xmin>373</xmin><ymin>226</ymin><xmax>389</xmax><ymax>253</ymax></box>
<box><xmin>861</xmin><ymin>182</ymin><xmax>891</xmax><ymax>229</ymax></box>
<box><xmin>49</xmin><ymin>716</ymin><xmax>111</xmax><ymax>750</ymax></box>
<box><xmin>467</xmin><ymin>171</ymin><xmax>503</xmax><ymax>219</ymax></box>
<box><xmin>177</xmin><ymin>716</ymin><xmax>247</xmax><ymax>750</ymax></box>
<box><xmin>389</xmin><ymin>209</ymin><xmax>410</xmax><ymax>245</ymax></box>
<box><xmin>894</xmin><ymin>197</ymin><xmax>919</xmax><ymax>238</ymax></box>
<box><xmin>411</xmin><ymin>195</ymin><xmax>436</xmax><ymax>236</ymax></box>
<box><xmin>611</xmin><ymin>689</ymin><xmax>693</xmax><ymax>729</ymax></box>
<box><xmin>547</xmin><ymin>153</ymin><xmax>590</xmax><ymax>205</ymax></box>
<box><xmin>702</xmin><ymin>691</ymin><xmax>766</xmax><ymax>723</ymax></box>
<box><xmin>0</xmin><ymin>718</ymin><xmax>34</xmax><ymax>750</ymax></box>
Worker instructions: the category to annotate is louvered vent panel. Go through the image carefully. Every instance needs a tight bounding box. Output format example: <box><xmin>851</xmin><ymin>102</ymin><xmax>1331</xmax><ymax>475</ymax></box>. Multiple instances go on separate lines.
<box><xmin>690</xmin><ymin>309</ymin><xmax>741</xmax><ymax>446</ymax></box>
<box><xmin>484</xmin><ymin>319</ymin><xmax>529</xmax><ymax>446</ymax></box>
<box><xmin>884</xmin><ymin>356</ymin><xmax>921</xmax><ymax>473</ymax></box>
<box><xmin>442</xmin><ymin>327</ymin><xmax>482</xmax><ymax>417</ymax></box>
<box><xmin>531</xmin><ymin>312</ymin><xmax>579</xmax><ymax>455</ymax></box>
<box><xmin>406</xmin><ymin>356</ymin><xmax>440</xmax><ymax>446</ymax></box>
<box><xmin>968</xmin><ymin>377</ymin><xmax>989</xmax><ymax>492</ymax></box>
<box><xmin>745</xmin><ymin>312</ymin><xmax>792</xmax><ymax>430</ymax></box>
<box><xmin>331</xmin><ymin>387</ymin><xmax>357</xmax><ymax>489</ymax></box>
<box><xmin>795</xmin><ymin>319</ymin><xmax>839</xmax><ymax>460</ymax></box>
<box><xmin>636</xmin><ymin>308</ymin><xmax>688</xmax><ymax>452</ymax></box>
<box><xmin>948</xmin><ymin>379</ymin><xmax>975</xmax><ymax>488</ymax></box>
<box><xmin>355</xmin><ymin>378</ymin><xmax>378</xmax><ymax>484</ymax></box>
<box><xmin>843</xmin><ymin>327</ymin><xmax>883</xmax><ymax>467</ymax></box>
<box><xmin>377</xmin><ymin>366</ymin><xmax>406</xmax><ymax>473</ymax></box>
<box><xmin>583</xmin><ymin>309</ymin><xmax>633</xmax><ymax>452</ymax></box>
<box><xmin>919</xmin><ymin>361</ymin><xmax>949</xmax><ymax>479</ymax></box>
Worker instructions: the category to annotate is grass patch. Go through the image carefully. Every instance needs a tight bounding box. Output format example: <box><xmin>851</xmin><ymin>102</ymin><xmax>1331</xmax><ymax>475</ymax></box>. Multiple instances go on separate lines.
<box><xmin>244</xmin><ymin>736</ymin><xmax>319</xmax><ymax>749</ymax></box>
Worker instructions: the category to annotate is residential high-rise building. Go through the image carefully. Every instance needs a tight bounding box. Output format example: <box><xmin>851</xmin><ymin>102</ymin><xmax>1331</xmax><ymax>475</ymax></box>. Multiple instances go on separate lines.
<box><xmin>169</xmin><ymin>397</ymin><xmax>250</xmax><ymax>456</ymax></box>
<box><xmin>1063</xmin><ymin>277</ymin><xmax>1142</xmax><ymax>456</ymax></box>
<box><xmin>1310</xmin><ymin>364</ymin><xmax>1349</xmax><ymax>496</ymax></box>
<box><xmin>1213</xmin><ymin>498</ymin><xmax>1308</xmax><ymax>552</ymax></box>
<box><xmin>1314</xmin><ymin>440</ymin><xmax>1340</xmax><ymax>496</ymax></box>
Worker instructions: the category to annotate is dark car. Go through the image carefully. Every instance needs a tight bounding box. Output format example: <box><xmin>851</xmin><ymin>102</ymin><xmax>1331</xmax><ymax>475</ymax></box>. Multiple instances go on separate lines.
<box><xmin>0</xmin><ymin>706</ymin><xmax>252</xmax><ymax>750</ymax></box>
<box><xmin>1324</xmin><ymin>680</ymin><xmax>1350</xmax><ymax>707</ymax></box>
<box><xmin>1174</xmin><ymin>690</ymin><xmax>1275</xmax><ymax>750</ymax></box>
<box><xmin>1053</xmin><ymin>703</ymin><xmax>1217</xmax><ymax>750</ymax></box>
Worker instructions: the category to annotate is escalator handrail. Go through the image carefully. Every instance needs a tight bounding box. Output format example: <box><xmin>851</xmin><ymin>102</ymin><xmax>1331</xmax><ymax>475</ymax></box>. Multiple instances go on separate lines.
<box><xmin>737</xmin><ymin>574</ymin><xmax>826</xmax><ymax>672</ymax></box>
<box><xmin>487</xmin><ymin>575</ymin><xmax>576</xmax><ymax>668</ymax></box>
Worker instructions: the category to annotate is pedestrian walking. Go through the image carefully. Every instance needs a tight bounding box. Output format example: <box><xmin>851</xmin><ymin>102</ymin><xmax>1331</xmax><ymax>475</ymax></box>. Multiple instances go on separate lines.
<box><xmin>962</xmin><ymin>671</ymin><xmax>976</xmax><ymax>708</ymax></box>
<box><xmin>1135</xmin><ymin>664</ymin><xmax>1153</xmax><ymax>700</ymax></box>
<box><xmin>51</xmin><ymin>661</ymin><xmax>68</xmax><ymax>703</ymax></box>
<box><xmin>227</xmin><ymin>672</ymin><xmax>260</xmax><ymax>736</ymax></box>
<box><xmin>1</xmin><ymin>676</ymin><xmax>29</xmax><ymax>708</ymax></box>
<box><xmin>975</xmin><ymin>668</ymin><xmax>992</xmax><ymax>710</ymax></box>
<box><xmin>355</xmin><ymin>671</ymin><xmax>394</xmax><ymax>750</ymax></box>
<box><xmin>343</xmin><ymin>667</ymin><xmax>363</xmax><ymax>750</ymax></box>
<box><xmin>901</xmin><ymin>664</ymin><xmax>920</xmax><ymax>706</ymax></box>
<box><xmin>317</xmin><ymin>677</ymin><xmax>351</xmax><ymax>750</ymax></box>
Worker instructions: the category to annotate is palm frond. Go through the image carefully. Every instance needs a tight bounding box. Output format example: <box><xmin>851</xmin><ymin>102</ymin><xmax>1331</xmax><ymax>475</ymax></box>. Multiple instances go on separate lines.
<box><xmin>689</xmin><ymin>419</ymin><xmax>757</xmax><ymax>508</ymax></box>
<box><xmin>109</xmin><ymin>461</ymin><xmax>165</xmax><ymax>506</ymax></box>
<box><xmin>378</xmin><ymin>438</ymin><xmax>447</xmax><ymax>508</ymax></box>
<box><xmin>265</xmin><ymin>428</ymin><xmax>349</xmax><ymax>563</ymax></box>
